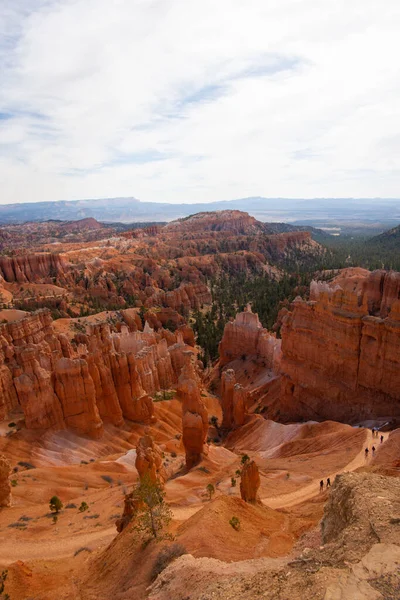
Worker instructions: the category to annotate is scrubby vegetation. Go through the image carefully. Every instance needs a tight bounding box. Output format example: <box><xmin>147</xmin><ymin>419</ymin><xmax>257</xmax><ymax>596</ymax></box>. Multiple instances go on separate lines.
<box><xmin>229</xmin><ymin>516</ymin><xmax>241</xmax><ymax>531</ymax></box>
<box><xmin>151</xmin><ymin>543</ymin><xmax>187</xmax><ymax>580</ymax></box>
<box><xmin>49</xmin><ymin>496</ymin><xmax>63</xmax><ymax>514</ymax></box>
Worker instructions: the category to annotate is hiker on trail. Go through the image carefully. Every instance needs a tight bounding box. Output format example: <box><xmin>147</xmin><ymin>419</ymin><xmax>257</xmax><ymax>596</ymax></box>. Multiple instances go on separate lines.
<box><xmin>326</xmin><ymin>478</ymin><xmax>331</xmax><ymax>488</ymax></box>
<box><xmin>372</xmin><ymin>446</ymin><xmax>376</xmax><ymax>454</ymax></box>
<box><xmin>365</xmin><ymin>447</ymin><xmax>369</xmax><ymax>458</ymax></box>
<box><xmin>320</xmin><ymin>480</ymin><xmax>324</xmax><ymax>492</ymax></box>
<box><xmin>372</xmin><ymin>428</ymin><xmax>376</xmax><ymax>438</ymax></box>
<box><xmin>380</xmin><ymin>435</ymin><xmax>384</xmax><ymax>444</ymax></box>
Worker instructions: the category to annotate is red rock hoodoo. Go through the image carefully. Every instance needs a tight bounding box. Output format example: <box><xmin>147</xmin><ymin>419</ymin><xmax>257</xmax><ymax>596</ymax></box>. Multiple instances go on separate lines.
<box><xmin>240</xmin><ymin>460</ymin><xmax>261</xmax><ymax>503</ymax></box>
<box><xmin>0</xmin><ymin>454</ymin><xmax>11</xmax><ymax>508</ymax></box>
<box><xmin>135</xmin><ymin>434</ymin><xmax>166</xmax><ymax>485</ymax></box>
<box><xmin>220</xmin><ymin>369</ymin><xmax>248</xmax><ymax>429</ymax></box>
<box><xmin>178</xmin><ymin>351</ymin><xmax>209</xmax><ymax>469</ymax></box>
<box><xmin>0</xmin><ymin>309</ymin><xmax>189</xmax><ymax>437</ymax></box>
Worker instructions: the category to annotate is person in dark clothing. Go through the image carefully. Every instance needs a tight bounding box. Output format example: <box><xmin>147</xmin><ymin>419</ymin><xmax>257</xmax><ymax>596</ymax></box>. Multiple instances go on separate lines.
<box><xmin>372</xmin><ymin>446</ymin><xmax>376</xmax><ymax>454</ymax></box>
<box><xmin>365</xmin><ymin>447</ymin><xmax>369</xmax><ymax>458</ymax></box>
<box><xmin>320</xmin><ymin>480</ymin><xmax>324</xmax><ymax>492</ymax></box>
<box><xmin>326</xmin><ymin>478</ymin><xmax>331</xmax><ymax>488</ymax></box>
<box><xmin>380</xmin><ymin>435</ymin><xmax>384</xmax><ymax>444</ymax></box>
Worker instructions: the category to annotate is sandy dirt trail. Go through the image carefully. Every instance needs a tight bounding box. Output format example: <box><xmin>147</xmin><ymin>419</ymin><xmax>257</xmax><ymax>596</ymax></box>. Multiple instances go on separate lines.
<box><xmin>0</xmin><ymin>429</ymin><xmax>380</xmax><ymax>566</ymax></box>
<box><xmin>263</xmin><ymin>428</ymin><xmax>374</xmax><ymax>509</ymax></box>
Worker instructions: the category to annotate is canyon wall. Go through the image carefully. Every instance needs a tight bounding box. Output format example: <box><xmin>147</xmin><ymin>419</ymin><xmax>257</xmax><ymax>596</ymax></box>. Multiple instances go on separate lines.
<box><xmin>0</xmin><ymin>309</ymin><xmax>190</xmax><ymax>437</ymax></box>
<box><xmin>219</xmin><ymin>307</ymin><xmax>281</xmax><ymax>369</ymax></box>
<box><xmin>279</xmin><ymin>270</ymin><xmax>400</xmax><ymax>423</ymax></box>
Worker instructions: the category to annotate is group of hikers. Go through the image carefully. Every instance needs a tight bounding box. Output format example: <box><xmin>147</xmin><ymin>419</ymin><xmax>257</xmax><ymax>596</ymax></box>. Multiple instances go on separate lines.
<box><xmin>365</xmin><ymin>429</ymin><xmax>384</xmax><ymax>459</ymax></box>
<box><xmin>319</xmin><ymin>428</ymin><xmax>385</xmax><ymax>492</ymax></box>
<box><xmin>319</xmin><ymin>478</ymin><xmax>331</xmax><ymax>492</ymax></box>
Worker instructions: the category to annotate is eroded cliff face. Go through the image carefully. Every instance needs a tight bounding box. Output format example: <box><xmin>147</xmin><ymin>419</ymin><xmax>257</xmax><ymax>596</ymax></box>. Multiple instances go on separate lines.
<box><xmin>178</xmin><ymin>352</ymin><xmax>208</xmax><ymax>469</ymax></box>
<box><xmin>0</xmin><ymin>253</ymin><xmax>68</xmax><ymax>284</ymax></box>
<box><xmin>219</xmin><ymin>308</ymin><xmax>282</xmax><ymax>369</ymax></box>
<box><xmin>279</xmin><ymin>271</ymin><xmax>400</xmax><ymax>423</ymax></box>
<box><xmin>0</xmin><ymin>309</ymin><xmax>190</xmax><ymax>437</ymax></box>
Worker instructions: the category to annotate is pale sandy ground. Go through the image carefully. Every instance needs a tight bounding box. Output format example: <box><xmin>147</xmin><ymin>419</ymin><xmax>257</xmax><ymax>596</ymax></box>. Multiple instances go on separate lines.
<box><xmin>0</xmin><ymin>420</ymin><xmax>383</xmax><ymax>567</ymax></box>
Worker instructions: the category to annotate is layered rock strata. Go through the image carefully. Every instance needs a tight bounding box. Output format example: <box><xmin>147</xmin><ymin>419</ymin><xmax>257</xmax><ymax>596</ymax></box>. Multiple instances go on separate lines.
<box><xmin>280</xmin><ymin>270</ymin><xmax>400</xmax><ymax>423</ymax></box>
<box><xmin>219</xmin><ymin>307</ymin><xmax>281</xmax><ymax>370</ymax></box>
<box><xmin>178</xmin><ymin>352</ymin><xmax>208</xmax><ymax>469</ymax></box>
<box><xmin>0</xmin><ymin>309</ymin><xmax>189</xmax><ymax>437</ymax></box>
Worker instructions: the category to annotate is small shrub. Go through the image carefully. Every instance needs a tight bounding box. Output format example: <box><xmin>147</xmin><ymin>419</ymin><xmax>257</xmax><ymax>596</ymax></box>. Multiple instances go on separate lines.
<box><xmin>49</xmin><ymin>496</ymin><xmax>63</xmax><ymax>514</ymax></box>
<box><xmin>89</xmin><ymin>458</ymin><xmax>95</xmax><ymax>463</ymax></box>
<box><xmin>79</xmin><ymin>502</ymin><xmax>89</xmax><ymax>513</ymax></box>
<box><xmin>80</xmin><ymin>460</ymin><xmax>89</xmax><ymax>465</ymax></box>
<box><xmin>197</xmin><ymin>466</ymin><xmax>210</xmax><ymax>474</ymax></box>
<box><xmin>241</xmin><ymin>454</ymin><xmax>250</xmax><ymax>465</ymax></box>
<box><xmin>229</xmin><ymin>516</ymin><xmax>240</xmax><ymax>531</ymax></box>
<box><xmin>170</xmin><ymin>451</ymin><xmax>177</xmax><ymax>458</ymax></box>
<box><xmin>101</xmin><ymin>475</ymin><xmax>113</xmax><ymax>485</ymax></box>
<box><xmin>8</xmin><ymin>422</ymin><xmax>16</xmax><ymax>428</ymax></box>
<box><xmin>52</xmin><ymin>515</ymin><xmax>58</xmax><ymax>525</ymax></box>
<box><xmin>18</xmin><ymin>461</ymin><xmax>35</xmax><ymax>470</ymax></box>
<box><xmin>286</xmin><ymin>472</ymin><xmax>290</xmax><ymax>479</ymax></box>
<box><xmin>8</xmin><ymin>522</ymin><xmax>26</xmax><ymax>529</ymax></box>
<box><xmin>206</xmin><ymin>483</ymin><xmax>215</xmax><ymax>501</ymax></box>
<box><xmin>231</xmin><ymin>477</ymin><xmax>236</xmax><ymax>487</ymax></box>
<box><xmin>151</xmin><ymin>543</ymin><xmax>187</xmax><ymax>580</ymax></box>
<box><xmin>74</xmin><ymin>547</ymin><xmax>92</xmax><ymax>557</ymax></box>
<box><xmin>10</xmin><ymin>479</ymin><xmax>17</xmax><ymax>487</ymax></box>
<box><xmin>235</xmin><ymin>469</ymin><xmax>241</xmax><ymax>477</ymax></box>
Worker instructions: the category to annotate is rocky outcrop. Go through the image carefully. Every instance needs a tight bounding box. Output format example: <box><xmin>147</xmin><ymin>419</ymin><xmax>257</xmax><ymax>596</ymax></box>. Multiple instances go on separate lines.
<box><xmin>0</xmin><ymin>253</ymin><xmax>67</xmax><ymax>283</ymax></box>
<box><xmin>220</xmin><ymin>370</ymin><xmax>248</xmax><ymax>429</ymax></box>
<box><xmin>0</xmin><ymin>454</ymin><xmax>11</xmax><ymax>508</ymax></box>
<box><xmin>321</xmin><ymin>472</ymin><xmax>400</xmax><ymax>561</ymax></box>
<box><xmin>279</xmin><ymin>276</ymin><xmax>400</xmax><ymax>423</ymax></box>
<box><xmin>135</xmin><ymin>434</ymin><xmax>166</xmax><ymax>485</ymax></box>
<box><xmin>0</xmin><ymin>309</ymin><xmax>188</xmax><ymax>437</ymax></box>
<box><xmin>240</xmin><ymin>460</ymin><xmax>260</xmax><ymax>503</ymax></box>
<box><xmin>219</xmin><ymin>307</ymin><xmax>281</xmax><ymax>370</ymax></box>
<box><xmin>53</xmin><ymin>358</ymin><xmax>104</xmax><ymax>439</ymax></box>
<box><xmin>178</xmin><ymin>352</ymin><xmax>208</xmax><ymax>469</ymax></box>
<box><xmin>115</xmin><ymin>491</ymin><xmax>140</xmax><ymax>533</ymax></box>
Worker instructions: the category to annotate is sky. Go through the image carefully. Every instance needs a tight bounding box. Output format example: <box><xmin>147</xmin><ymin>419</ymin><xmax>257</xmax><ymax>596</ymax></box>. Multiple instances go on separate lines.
<box><xmin>0</xmin><ymin>0</ymin><xmax>400</xmax><ymax>205</ymax></box>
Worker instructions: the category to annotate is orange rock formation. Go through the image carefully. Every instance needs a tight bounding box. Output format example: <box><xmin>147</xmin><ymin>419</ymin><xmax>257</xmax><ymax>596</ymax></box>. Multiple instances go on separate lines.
<box><xmin>178</xmin><ymin>352</ymin><xmax>209</xmax><ymax>469</ymax></box>
<box><xmin>0</xmin><ymin>453</ymin><xmax>11</xmax><ymax>507</ymax></box>
<box><xmin>240</xmin><ymin>460</ymin><xmax>261</xmax><ymax>503</ymax></box>
<box><xmin>0</xmin><ymin>309</ymin><xmax>189</xmax><ymax>437</ymax></box>
<box><xmin>135</xmin><ymin>434</ymin><xmax>166</xmax><ymax>485</ymax></box>
<box><xmin>220</xmin><ymin>370</ymin><xmax>248</xmax><ymax>429</ymax></box>
<box><xmin>219</xmin><ymin>307</ymin><xmax>281</xmax><ymax>370</ymax></box>
<box><xmin>280</xmin><ymin>270</ymin><xmax>400</xmax><ymax>423</ymax></box>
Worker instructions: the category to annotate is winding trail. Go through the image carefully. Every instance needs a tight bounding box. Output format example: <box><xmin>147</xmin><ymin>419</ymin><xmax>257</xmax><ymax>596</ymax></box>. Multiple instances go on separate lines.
<box><xmin>0</xmin><ymin>428</ymin><xmax>384</xmax><ymax>566</ymax></box>
<box><xmin>263</xmin><ymin>428</ymin><xmax>374</xmax><ymax>509</ymax></box>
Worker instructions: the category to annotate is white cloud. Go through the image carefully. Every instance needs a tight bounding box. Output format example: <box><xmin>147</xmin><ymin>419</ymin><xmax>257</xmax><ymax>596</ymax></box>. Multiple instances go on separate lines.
<box><xmin>0</xmin><ymin>0</ymin><xmax>400</xmax><ymax>204</ymax></box>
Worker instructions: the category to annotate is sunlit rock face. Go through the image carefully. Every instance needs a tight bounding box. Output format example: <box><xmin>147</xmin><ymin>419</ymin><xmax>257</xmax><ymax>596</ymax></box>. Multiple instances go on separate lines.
<box><xmin>280</xmin><ymin>270</ymin><xmax>400</xmax><ymax>423</ymax></box>
<box><xmin>178</xmin><ymin>352</ymin><xmax>208</xmax><ymax>469</ymax></box>
<box><xmin>0</xmin><ymin>309</ymin><xmax>192</xmax><ymax>437</ymax></box>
